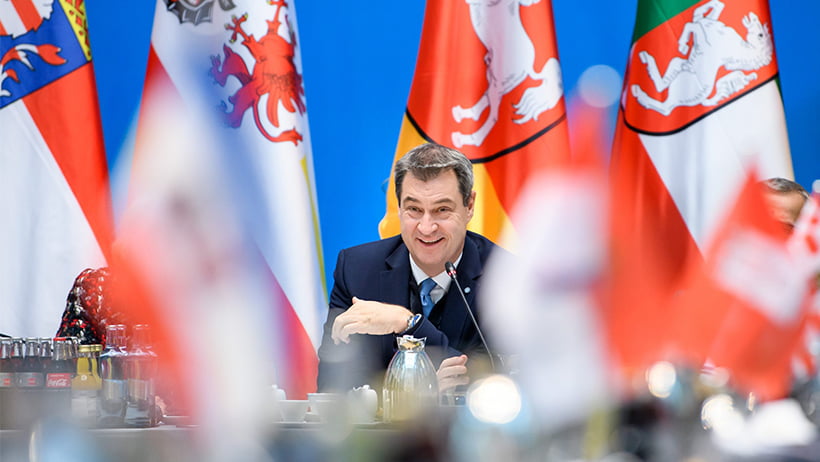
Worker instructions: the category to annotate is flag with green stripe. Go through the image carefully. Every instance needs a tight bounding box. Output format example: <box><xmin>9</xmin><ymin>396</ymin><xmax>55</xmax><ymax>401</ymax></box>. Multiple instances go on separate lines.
<box><xmin>611</xmin><ymin>0</ymin><xmax>793</xmax><ymax>284</ymax></box>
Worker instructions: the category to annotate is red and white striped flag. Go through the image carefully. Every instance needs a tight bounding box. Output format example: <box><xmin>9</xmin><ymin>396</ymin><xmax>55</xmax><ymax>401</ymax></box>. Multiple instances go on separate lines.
<box><xmin>0</xmin><ymin>0</ymin><xmax>113</xmax><ymax>337</ymax></box>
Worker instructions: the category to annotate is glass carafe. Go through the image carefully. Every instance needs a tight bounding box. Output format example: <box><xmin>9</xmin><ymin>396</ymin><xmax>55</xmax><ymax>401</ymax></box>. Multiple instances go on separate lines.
<box><xmin>382</xmin><ymin>335</ymin><xmax>438</xmax><ymax>422</ymax></box>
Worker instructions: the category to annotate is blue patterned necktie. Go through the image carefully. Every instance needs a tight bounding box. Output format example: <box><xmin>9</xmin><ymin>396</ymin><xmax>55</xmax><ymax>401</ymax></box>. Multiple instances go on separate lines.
<box><xmin>419</xmin><ymin>278</ymin><xmax>437</xmax><ymax>318</ymax></box>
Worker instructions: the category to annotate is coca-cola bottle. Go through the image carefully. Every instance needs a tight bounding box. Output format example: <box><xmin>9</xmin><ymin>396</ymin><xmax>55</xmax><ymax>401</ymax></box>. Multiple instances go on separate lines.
<box><xmin>38</xmin><ymin>338</ymin><xmax>52</xmax><ymax>377</ymax></box>
<box><xmin>15</xmin><ymin>338</ymin><xmax>44</xmax><ymax>427</ymax></box>
<box><xmin>45</xmin><ymin>337</ymin><xmax>73</xmax><ymax>419</ymax></box>
<box><xmin>98</xmin><ymin>324</ymin><xmax>127</xmax><ymax>427</ymax></box>
<box><xmin>0</xmin><ymin>338</ymin><xmax>12</xmax><ymax>429</ymax></box>
<box><xmin>124</xmin><ymin>324</ymin><xmax>157</xmax><ymax>427</ymax></box>
<box><xmin>5</xmin><ymin>339</ymin><xmax>24</xmax><ymax>427</ymax></box>
<box><xmin>17</xmin><ymin>338</ymin><xmax>43</xmax><ymax>388</ymax></box>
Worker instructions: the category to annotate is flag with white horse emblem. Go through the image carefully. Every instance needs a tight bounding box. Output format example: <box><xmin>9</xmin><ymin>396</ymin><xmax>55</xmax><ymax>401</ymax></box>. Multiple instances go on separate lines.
<box><xmin>379</xmin><ymin>0</ymin><xmax>570</xmax><ymax>247</ymax></box>
<box><xmin>611</xmin><ymin>0</ymin><xmax>794</xmax><ymax>288</ymax></box>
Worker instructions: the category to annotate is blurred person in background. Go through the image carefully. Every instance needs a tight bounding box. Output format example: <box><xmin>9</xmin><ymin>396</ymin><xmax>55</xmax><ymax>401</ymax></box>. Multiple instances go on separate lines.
<box><xmin>759</xmin><ymin>177</ymin><xmax>820</xmax><ymax>424</ymax></box>
<box><xmin>761</xmin><ymin>177</ymin><xmax>809</xmax><ymax>233</ymax></box>
<box><xmin>317</xmin><ymin>143</ymin><xmax>503</xmax><ymax>394</ymax></box>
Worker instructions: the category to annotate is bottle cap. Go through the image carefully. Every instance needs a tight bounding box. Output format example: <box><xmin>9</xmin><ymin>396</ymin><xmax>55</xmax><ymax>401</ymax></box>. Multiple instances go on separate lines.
<box><xmin>79</xmin><ymin>344</ymin><xmax>102</xmax><ymax>353</ymax></box>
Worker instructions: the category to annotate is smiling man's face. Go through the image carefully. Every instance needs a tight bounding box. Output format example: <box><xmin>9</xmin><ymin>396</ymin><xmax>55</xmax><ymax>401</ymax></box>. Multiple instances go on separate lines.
<box><xmin>398</xmin><ymin>169</ymin><xmax>475</xmax><ymax>277</ymax></box>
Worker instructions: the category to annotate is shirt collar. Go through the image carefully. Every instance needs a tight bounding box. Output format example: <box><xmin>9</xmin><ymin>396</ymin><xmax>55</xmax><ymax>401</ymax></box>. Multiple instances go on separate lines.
<box><xmin>409</xmin><ymin>253</ymin><xmax>463</xmax><ymax>292</ymax></box>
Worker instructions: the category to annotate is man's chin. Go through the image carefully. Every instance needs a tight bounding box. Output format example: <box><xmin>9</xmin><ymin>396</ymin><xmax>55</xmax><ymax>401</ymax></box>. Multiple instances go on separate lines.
<box><xmin>416</xmin><ymin>258</ymin><xmax>447</xmax><ymax>275</ymax></box>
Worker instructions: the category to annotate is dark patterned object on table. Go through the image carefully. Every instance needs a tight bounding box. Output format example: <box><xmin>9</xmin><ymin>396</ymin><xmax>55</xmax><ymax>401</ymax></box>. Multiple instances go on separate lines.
<box><xmin>56</xmin><ymin>267</ymin><xmax>127</xmax><ymax>346</ymax></box>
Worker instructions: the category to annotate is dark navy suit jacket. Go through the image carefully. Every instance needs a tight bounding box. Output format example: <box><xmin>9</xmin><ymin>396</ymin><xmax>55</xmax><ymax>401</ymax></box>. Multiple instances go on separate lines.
<box><xmin>316</xmin><ymin>231</ymin><xmax>499</xmax><ymax>392</ymax></box>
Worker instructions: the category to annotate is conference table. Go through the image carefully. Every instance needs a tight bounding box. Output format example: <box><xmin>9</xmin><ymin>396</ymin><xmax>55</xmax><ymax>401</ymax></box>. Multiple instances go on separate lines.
<box><xmin>0</xmin><ymin>420</ymin><xmax>428</xmax><ymax>462</ymax></box>
<box><xmin>1</xmin><ymin>412</ymin><xmax>818</xmax><ymax>461</ymax></box>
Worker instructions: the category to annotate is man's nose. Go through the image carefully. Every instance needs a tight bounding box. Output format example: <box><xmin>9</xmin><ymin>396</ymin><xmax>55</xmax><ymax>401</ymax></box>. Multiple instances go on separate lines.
<box><xmin>418</xmin><ymin>212</ymin><xmax>438</xmax><ymax>233</ymax></box>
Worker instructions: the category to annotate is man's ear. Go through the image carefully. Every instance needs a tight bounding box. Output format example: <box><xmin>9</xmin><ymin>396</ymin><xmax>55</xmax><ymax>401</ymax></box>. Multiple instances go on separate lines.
<box><xmin>466</xmin><ymin>191</ymin><xmax>476</xmax><ymax>219</ymax></box>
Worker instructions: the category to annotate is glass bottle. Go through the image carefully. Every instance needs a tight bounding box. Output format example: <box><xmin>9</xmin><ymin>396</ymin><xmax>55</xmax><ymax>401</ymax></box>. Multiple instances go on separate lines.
<box><xmin>0</xmin><ymin>338</ymin><xmax>12</xmax><ymax>428</ymax></box>
<box><xmin>72</xmin><ymin>344</ymin><xmax>102</xmax><ymax>425</ymax></box>
<box><xmin>124</xmin><ymin>324</ymin><xmax>157</xmax><ymax>427</ymax></box>
<box><xmin>98</xmin><ymin>324</ymin><xmax>127</xmax><ymax>427</ymax></box>
<box><xmin>5</xmin><ymin>339</ymin><xmax>25</xmax><ymax>427</ymax></box>
<box><xmin>382</xmin><ymin>335</ymin><xmax>438</xmax><ymax>423</ymax></box>
<box><xmin>45</xmin><ymin>337</ymin><xmax>73</xmax><ymax>419</ymax></box>
<box><xmin>14</xmin><ymin>338</ymin><xmax>43</xmax><ymax>427</ymax></box>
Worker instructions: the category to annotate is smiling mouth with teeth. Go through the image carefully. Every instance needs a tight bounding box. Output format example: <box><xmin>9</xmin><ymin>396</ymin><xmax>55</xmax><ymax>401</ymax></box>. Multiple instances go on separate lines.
<box><xmin>420</xmin><ymin>238</ymin><xmax>443</xmax><ymax>245</ymax></box>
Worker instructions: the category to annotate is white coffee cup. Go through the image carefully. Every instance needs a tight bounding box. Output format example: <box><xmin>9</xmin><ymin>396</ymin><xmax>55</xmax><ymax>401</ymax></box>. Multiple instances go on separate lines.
<box><xmin>307</xmin><ymin>393</ymin><xmax>345</xmax><ymax>422</ymax></box>
<box><xmin>279</xmin><ymin>400</ymin><xmax>309</xmax><ymax>422</ymax></box>
<box><xmin>348</xmin><ymin>386</ymin><xmax>378</xmax><ymax>423</ymax></box>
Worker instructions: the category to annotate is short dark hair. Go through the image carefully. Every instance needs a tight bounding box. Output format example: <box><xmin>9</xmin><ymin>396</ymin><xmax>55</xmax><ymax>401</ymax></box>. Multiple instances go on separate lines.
<box><xmin>394</xmin><ymin>143</ymin><xmax>474</xmax><ymax>206</ymax></box>
<box><xmin>761</xmin><ymin>177</ymin><xmax>809</xmax><ymax>200</ymax></box>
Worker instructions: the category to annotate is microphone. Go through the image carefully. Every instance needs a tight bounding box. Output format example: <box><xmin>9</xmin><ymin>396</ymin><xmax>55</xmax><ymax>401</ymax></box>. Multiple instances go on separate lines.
<box><xmin>444</xmin><ymin>261</ymin><xmax>495</xmax><ymax>372</ymax></box>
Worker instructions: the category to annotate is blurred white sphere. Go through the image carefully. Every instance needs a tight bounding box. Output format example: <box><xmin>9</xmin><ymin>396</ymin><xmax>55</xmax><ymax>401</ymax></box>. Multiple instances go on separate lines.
<box><xmin>577</xmin><ymin>64</ymin><xmax>622</xmax><ymax>108</ymax></box>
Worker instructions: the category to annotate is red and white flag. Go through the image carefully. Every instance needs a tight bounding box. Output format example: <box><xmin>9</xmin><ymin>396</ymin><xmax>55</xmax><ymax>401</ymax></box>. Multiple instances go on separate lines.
<box><xmin>0</xmin><ymin>1</ymin><xmax>113</xmax><ymax>337</ymax></box>
<box><xmin>787</xmin><ymin>195</ymin><xmax>820</xmax><ymax>378</ymax></box>
<box><xmin>482</xmin><ymin>103</ymin><xmax>611</xmax><ymax>429</ymax></box>
<box><xmin>380</xmin><ymin>0</ymin><xmax>570</xmax><ymax>247</ymax></box>
<box><xmin>122</xmin><ymin>0</ymin><xmax>326</xmax><ymax>402</ymax></box>
<box><xmin>668</xmin><ymin>173</ymin><xmax>808</xmax><ymax>400</ymax></box>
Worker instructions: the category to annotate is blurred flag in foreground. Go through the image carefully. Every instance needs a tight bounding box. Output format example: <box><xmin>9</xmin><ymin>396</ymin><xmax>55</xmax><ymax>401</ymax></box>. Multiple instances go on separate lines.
<box><xmin>668</xmin><ymin>173</ymin><xmax>810</xmax><ymax>400</ymax></box>
<box><xmin>121</xmin><ymin>0</ymin><xmax>326</xmax><ymax>402</ymax></box>
<box><xmin>789</xmin><ymin>195</ymin><xmax>820</xmax><ymax>282</ymax></box>
<box><xmin>379</xmin><ymin>0</ymin><xmax>570</xmax><ymax>247</ymax></box>
<box><xmin>0</xmin><ymin>1</ymin><xmax>113</xmax><ymax>336</ymax></box>
<box><xmin>115</xmin><ymin>83</ymin><xmax>276</xmax><ymax>460</ymax></box>
<box><xmin>787</xmin><ymin>195</ymin><xmax>820</xmax><ymax>379</ymax></box>
<box><xmin>114</xmin><ymin>0</ymin><xmax>325</xmax><ymax>457</ymax></box>
<box><xmin>611</xmin><ymin>0</ymin><xmax>793</xmax><ymax>291</ymax></box>
<box><xmin>482</xmin><ymin>102</ymin><xmax>611</xmax><ymax>430</ymax></box>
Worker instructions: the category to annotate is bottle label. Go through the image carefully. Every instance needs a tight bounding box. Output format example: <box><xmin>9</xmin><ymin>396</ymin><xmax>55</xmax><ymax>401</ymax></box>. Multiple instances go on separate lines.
<box><xmin>46</xmin><ymin>372</ymin><xmax>72</xmax><ymax>389</ymax></box>
<box><xmin>16</xmin><ymin>372</ymin><xmax>44</xmax><ymax>388</ymax></box>
<box><xmin>71</xmin><ymin>391</ymin><xmax>99</xmax><ymax>420</ymax></box>
<box><xmin>0</xmin><ymin>372</ymin><xmax>13</xmax><ymax>387</ymax></box>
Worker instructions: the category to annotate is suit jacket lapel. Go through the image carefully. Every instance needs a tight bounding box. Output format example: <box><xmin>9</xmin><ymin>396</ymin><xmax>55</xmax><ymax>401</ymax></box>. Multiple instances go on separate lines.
<box><xmin>381</xmin><ymin>242</ymin><xmax>411</xmax><ymax>307</ymax></box>
<box><xmin>439</xmin><ymin>235</ymin><xmax>482</xmax><ymax>344</ymax></box>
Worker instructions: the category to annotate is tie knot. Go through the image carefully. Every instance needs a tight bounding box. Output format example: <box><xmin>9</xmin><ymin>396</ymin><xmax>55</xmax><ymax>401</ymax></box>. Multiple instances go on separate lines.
<box><xmin>419</xmin><ymin>278</ymin><xmax>436</xmax><ymax>297</ymax></box>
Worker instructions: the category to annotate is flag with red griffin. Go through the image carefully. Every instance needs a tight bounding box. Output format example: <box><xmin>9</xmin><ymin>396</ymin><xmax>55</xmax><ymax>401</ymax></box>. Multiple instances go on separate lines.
<box><xmin>379</xmin><ymin>0</ymin><xmax>570</xmax><ymax>247</ymax></box>
<box><xmin>124</xmin><ymin>0</ymin><xmax>325</xmax><ymax>404</ymax></box>
<box><xmin>0</xmin><ymin>0</ymin><xmax>113</xmax><ymax>337</ymax></box>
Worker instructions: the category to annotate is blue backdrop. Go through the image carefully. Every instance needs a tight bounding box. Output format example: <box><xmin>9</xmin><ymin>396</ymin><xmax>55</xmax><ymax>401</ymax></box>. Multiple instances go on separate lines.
<box><xmin>87</xmin><ymin>1</ymin><xmax>819</xmax><ymax>292</ymax></box>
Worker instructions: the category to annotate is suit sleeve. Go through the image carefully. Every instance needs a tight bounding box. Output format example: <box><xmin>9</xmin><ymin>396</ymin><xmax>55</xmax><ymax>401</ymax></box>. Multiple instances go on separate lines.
<box><xmin>316</xmin><ymin>250</ymin><xmax>383</xmax><ymax>391</ymax></box>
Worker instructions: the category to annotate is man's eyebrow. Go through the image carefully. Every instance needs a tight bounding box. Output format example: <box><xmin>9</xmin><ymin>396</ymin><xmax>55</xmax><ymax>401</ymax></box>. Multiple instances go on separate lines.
<box><xmin>401</xmin><ymin>196</ymin><xmax>456</xmax><ymax>206</ymax></box>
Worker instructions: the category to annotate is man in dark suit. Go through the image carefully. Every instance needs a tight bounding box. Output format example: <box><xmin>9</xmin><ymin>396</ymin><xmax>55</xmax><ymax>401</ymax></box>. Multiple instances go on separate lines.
<box><xmin>317</xmin><ymin>143</ymin><xmax>500</xmax><ymax>392</ymax></box>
